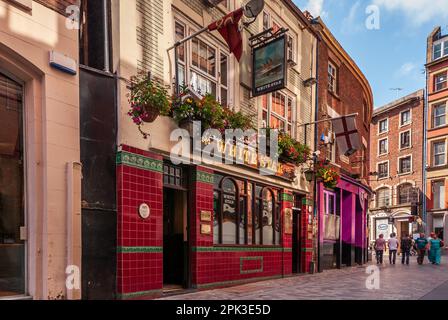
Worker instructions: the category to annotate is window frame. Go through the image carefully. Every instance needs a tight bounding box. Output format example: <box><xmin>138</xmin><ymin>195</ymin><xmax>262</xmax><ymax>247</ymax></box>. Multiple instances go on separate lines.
<box><xmin>434</xmin><ymin>72</ymin><xmax>448</xmax><ymax>92</ymax></box>
<box><xmin>261</xmin><ymin>91</ymin><xmax>296</xmax><ymax>137</ymax></box>
<box><xmin>378</xmin><ymin>137</ymin><xmax>389</xmax><ymax>156</ymax></box>
<box><xmin>398</xmin><ymin>155</ymin><xmax>412</xmax><ymax>175</ymax></box>
<box><xmin>433</xmin><ymin>40</ymin><xmax>448</xmax><ymax>61</ymax></box>
<box><xmin>377</xmin><ymin>161</ymin><xmax>389</xmax><ymax>180</ymax></box>
<box><xmin>433</xmin><ymin>103</ymin><xmax>447</xmax><ymax>128</ymax></box>
<box><xmin>400</xmin><ymin>109</ymin><xmax>412</xmax><ymax>127</ymax></box>
<box><xmin>376</xmin><ymin>187</ymin><xmax>391</xmax><ymax>208</ymax></box>
<box><xmin>399</xmin><ymin>129</ymin><xmax>412</xmax><ymax>150</ymax></box>
<box><xmin>328</xmin><ymin>62</ymin><xmax>338</xmax><ymax>94</ymax></box>
<box><xmin>174</xmin><ymin>17</ymin><xmax>230</xmax><ymax>105</ymax></box>
<box><xmin>432</xmin><ymin>180</ymin><xmax>446</xmax><ymax>210</ymax></box>
<box><xmin>432</xmin><ymin>140</ymin><xmax>447</xmax><ymax>167</ymax></box>
<box><xmin>378</xmin><ymin>118</ymin><xmax>389</xmax><ymax>134</ymax></box>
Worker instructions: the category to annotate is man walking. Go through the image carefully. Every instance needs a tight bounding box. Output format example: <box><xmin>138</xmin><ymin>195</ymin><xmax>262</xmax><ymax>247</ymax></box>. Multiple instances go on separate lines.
<box><xmin>388</xmin><ymin>233</ymin><xmax>399</xmax><ymax>265</ymax></box>
<box><xmin>401</xmin><ymin>234</ymin><xmax>413</xmax><ymax>265</ymax></box>
<box><xmin>375</xmin><ymin>234</ymin><xmax>386</xmax><ymax>265</ymax></box>
<box><xmin>415</xmin><ymin>233</ymin><xmax>428</xmax><ymax>265</ymax></box>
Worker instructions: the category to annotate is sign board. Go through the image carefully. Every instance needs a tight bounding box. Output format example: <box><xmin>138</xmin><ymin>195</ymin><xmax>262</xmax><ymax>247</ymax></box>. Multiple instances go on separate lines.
<box><xmin>201</xmin><ymin>211</ymin><xmax>212</xmax><ymax>222</ymax></box>
<box><xmin>284</xmin><ymin>208</ymin><xmax>293</xmax><ymax>235</ymax></box>
<box><xmin>252</xmin><ymin>35</ymin><xmax>287</xmax><ymax>97</ymax></box>
<box><xmin>138</xmin><ymin>203</ymin><xmax>151</xmax><ymax>219</ymax></box>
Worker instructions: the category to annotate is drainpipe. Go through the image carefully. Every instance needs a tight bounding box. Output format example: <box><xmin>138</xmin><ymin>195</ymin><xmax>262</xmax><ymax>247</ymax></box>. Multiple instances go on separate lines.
<box><xmin>423</xmin><ymin>81</ymin><xmax>428</xmax><ymax>232</ymax></box>
<box><xmin>102</xmin><ymin>0</ymin><xmax>110</xmax><ymax>72</ymax></box>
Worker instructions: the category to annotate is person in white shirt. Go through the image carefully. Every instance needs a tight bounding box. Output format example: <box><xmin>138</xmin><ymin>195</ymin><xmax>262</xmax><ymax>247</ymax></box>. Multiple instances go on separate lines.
<box><xmin>388</xmin><ymin>233</ymin><xmax>400</xmax><ymax>265</ymax></box>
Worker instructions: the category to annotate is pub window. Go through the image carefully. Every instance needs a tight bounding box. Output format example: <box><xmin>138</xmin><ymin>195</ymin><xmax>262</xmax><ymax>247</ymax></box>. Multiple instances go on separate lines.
<box><xmin>80</xmin><ymin>0</ymin><xmax>113</xmax><ymax>72</ymax></box>
<box><xmin>163</xmin><ymin>163</ymin><xmax>185</xmax><ymax>188</ymax></box>
<box><xmin>175</xmin><ymin>19</ymin><xmax>229</xmax><ymax>103</ymax></box>
<box><xmin>261</xmin><ymin>92</ymin><xmax>295</xmax><ymax>136</ymax></box>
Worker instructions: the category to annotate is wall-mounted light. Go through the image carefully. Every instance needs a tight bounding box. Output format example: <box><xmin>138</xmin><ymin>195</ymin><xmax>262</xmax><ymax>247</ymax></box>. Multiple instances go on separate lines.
<box><xmin>304</xmin><ymin>77</ymin><xmax>317</xmax><ymax>87</ymax></box>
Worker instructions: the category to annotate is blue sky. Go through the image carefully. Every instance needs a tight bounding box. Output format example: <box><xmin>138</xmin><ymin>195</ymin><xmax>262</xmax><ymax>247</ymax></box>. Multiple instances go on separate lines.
<box><xmin>293</xmin><ymin>0</ymin><xmax>448</xmax><ymax>108</ymax></box>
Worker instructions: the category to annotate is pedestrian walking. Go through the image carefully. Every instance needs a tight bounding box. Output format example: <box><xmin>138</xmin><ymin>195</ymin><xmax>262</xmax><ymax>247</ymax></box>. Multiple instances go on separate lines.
<box><xmin>428</xmin><ymin>232</ymin><xmax>445</xmax><ymax>266</ymax></box>
<box><xmin>415</xmin><ymin>233</ymin><xmax>429</xmax><ymax>265</ymax></box>
<box><xmin>375</xmin><ymin>234</ymin><xmax>386</xmax><ymax>265</ymax></box>
<box><xmin>388</xmin><ymin>233</ymin><xmax>399</xmax><ymax>265</ymax></box>
<box><xmin>401</xmin><ymin>234</ymin><xmax>412</xmax><ymax>265</ymax></box>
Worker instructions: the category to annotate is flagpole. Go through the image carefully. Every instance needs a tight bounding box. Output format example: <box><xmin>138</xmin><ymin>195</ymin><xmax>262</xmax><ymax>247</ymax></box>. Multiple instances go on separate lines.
<box><xmin>297</xmin><ymin>113</ymin><xmax>359</xmax><ymax>128</ymax></box>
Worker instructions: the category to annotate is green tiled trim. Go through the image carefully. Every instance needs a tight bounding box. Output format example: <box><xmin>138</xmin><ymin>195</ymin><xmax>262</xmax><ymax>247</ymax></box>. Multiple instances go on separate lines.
<box><xmin>117</xmin><ymin>151</ymin><xmax>163</xmax><ymax>173</ymax></box>
<box><xmin>117</xmin><ymin>246</ymin><xmax>163</xmax><ymax>253</ymax></box>
<box><xmin>282</xmin><ymin>193</ymin><xmax>294</xmax><ymax>203</ymax></box>
<box><xmin>301</xmin><ymin>248</ymin><xmax>314</xmax><ymax>253</ymax></box>
<box><xmin>194</xmin><ymin>171</ymin><xmax>214</xmax><ymax>185</ymax></box>
<box><xmin>302</xmin><ymin>198</ymin><xmax>313</xmax><ymax>206</ymax></box>
<box><xmin>116</xmin><ymin>289</ymin><xmax>162</xmax><ymax>300</ymax></box>
<box><xmin>240</xmin><ymin>256</ymin><xmax>263</xmax><ymax>274</ymax></box>
<box><xmin>192</xmin><ymin>247</ymin><xmax>285</xmax><ymax>253</ymax></box>
<box><xmin>195</xmin><ymin>275</ymin><xmax>283</xmax><ymax>289</ymax></box>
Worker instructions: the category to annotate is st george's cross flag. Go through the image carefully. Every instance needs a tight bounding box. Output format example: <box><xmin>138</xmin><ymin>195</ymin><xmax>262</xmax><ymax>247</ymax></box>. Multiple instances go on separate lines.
<box><xmin>208</xmin><ymin>8</ymin><xmax>245</xmax><ymax>61</ymax></box>
<box><xmin>332</xmin><ymin>115</ymin><xmax>361</xmax><ymax>157</ymax></box>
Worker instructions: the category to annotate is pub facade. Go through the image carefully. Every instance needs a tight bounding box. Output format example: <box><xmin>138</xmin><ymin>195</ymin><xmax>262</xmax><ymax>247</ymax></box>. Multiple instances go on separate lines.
<box><xmin>84</xmin><ymin>0</ymin><xmax>319</xmax><ymax>299</ymax></box>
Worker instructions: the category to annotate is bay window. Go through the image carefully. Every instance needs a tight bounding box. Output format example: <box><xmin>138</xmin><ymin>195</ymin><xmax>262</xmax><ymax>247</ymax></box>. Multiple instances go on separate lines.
<box><xmin>175</xmin><ymin>19</ymin><xmax>229</xmax><ymax>104</ymax></box>
<box><xmin>262</xmin><ymin>92</ymin><xmax>295</xmax><ymax>136</ymax></box>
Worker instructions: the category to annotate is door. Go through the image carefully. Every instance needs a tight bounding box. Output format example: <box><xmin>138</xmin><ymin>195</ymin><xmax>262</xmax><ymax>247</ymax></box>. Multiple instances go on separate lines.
<box><xmin>163</xmin><ymin>188</ymin><xmax>188</xmax><ymax>289</ymax></box>
<box><xmin>0</xmin><ymin>72</ymin><xmax>26</xmax><ymax>297</ymax></box>
<box><xmin>292</xmin><ymin>195</ymin><xmax>302</xmax><ymax>273</ymax></box>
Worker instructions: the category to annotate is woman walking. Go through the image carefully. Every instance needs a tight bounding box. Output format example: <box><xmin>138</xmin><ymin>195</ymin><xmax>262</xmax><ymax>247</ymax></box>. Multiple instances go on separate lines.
<box><xmin>428</xmin><ymin>232</ymin><xmax>445</xmax><ymax>265</ymax></box>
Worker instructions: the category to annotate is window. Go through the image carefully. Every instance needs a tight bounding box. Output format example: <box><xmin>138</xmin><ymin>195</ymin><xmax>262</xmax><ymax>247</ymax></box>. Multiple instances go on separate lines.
<box><xmin>214</xmin><ymin>175</ymin><xmax>281</xmax><ymax>246</ymax></box>
<box><xmin>398</xmin><ymin>183</ymin><xmax>414</xmax><ymax>205</ymax></box>
<box><xmin>433</xmin><ymin>103</ymin><xmax>446</xmax><ymax>128</ymax></box>
<box><xmin>401</xmin><ymin>110</ymin><xmax>411</xmax><ymax>126</ymax></box>
<box><xmin>324</xmin><ymin>191</ymin><xmax>336</xmax><ymax>215</ymax></box>
<box><xmin>287</xmin><ymin>34</ymin><xmax>295</xmax><ymax>63</ymax></box>
<box><xmin>378</xmin><ymin>162</ymin><xmax>389</xmax><ymax>179</ymax></box>
<box><xmin>379</xmin><ymin>119</ymin><xmax>388</xmax><ymax>134</ymax></box>
<box><xmin>435</xmin><ymin>72</ymin><xmax>447</xmax><ymax>91</ymax></box>
<box><xmin>400</xmin><ymin>130</ymin><xmax>411</xmax><ymax>149</ymax></box>
<box><xmin>328</xmin><ymin>62</ymin><xmax>337</xmax><ymax>93</ymax></box>
<box><xmin>175</xmin><ymin>19</ymin><xmax>229</xmax><ymax>102</ymax></box>
<box><xmin>399</xmin><ymin>156</ymin><xmax>412</xmax><ymax>174</ymax></box>
<box><xmin>163</xmin><ymin>163</ymin><xmax>185</xmax><ymax>188</ymax></box>
<box><xmin>262</xmin><ymin>92</ymin><xmax>295</xmax><ymax>136</ymax></box>
<box><xmin>379</xmin><ymin>138</ymin><xmax>388</xmax><ymax>155</ymax></box>
<box><xmin>433</xmin><ymin>181</ymin><xmax>446</xmax><ymax>209</ymax></box>
<box><xmin>376</xmin><ymin>187</ymin><xmax>391</xmax><ymax>207</ymax></box>
<box><xmin>433</xmin><ymin>40</ymin><xmax>448</xmax><ymax>61</ymax></box>
<box><xmin>263</xmin><ymin>11</ymin><xmax>270</xmax><ymax>31</ymax></box>
<box><xmin>433</xmin><ymin>141</ymin><xmax>446</xmax><ymax>166</ymax></box>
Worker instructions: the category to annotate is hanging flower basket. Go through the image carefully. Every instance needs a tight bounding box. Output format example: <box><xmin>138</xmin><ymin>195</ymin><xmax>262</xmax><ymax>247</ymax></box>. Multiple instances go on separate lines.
<box><xmin>316</xmin><ymin>167</ymin><xmax>340</xmax><ymax>189</ymax></box>
<box><xmin>277</xmin><ymin>132</ymin><xmax>311</xmax><ymax>166</ymax></box>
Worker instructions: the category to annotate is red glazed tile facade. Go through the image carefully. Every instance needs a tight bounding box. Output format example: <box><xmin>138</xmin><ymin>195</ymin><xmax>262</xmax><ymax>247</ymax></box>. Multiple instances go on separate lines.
<box><xmin>115</xmin><ymin>145</ymin><xmax>314</xmax><ymax>298</ymax></box>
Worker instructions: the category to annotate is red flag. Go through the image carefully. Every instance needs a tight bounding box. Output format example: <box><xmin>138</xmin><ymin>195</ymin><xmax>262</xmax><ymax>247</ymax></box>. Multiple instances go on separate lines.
<box><xmin>208</xmin><ymin>8</ymin><xmax>244</xmax><ymax>61</ymax></box>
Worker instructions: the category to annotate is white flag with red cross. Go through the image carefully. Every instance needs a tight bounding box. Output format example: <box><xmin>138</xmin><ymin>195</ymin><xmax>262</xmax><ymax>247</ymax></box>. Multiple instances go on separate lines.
<box><xmin>332</xmin><ymin>115</ymin><xmax>361</xmax><ymax>157</ymax></box>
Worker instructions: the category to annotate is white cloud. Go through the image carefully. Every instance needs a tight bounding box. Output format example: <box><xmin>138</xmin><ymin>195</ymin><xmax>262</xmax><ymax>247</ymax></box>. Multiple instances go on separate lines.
<box><xmin>373</xmin><ymin>0</ymin><xmax>448</xmax><ymax>25</ymax></box>
<box><xmin>341</xmin><ymin>1</ymin><xmax>362</xmax><ymax>34</ymax></box>
<box><xmin>397</xmin><ymin>62</ymin><xmax>416</xmax><ymax>76</ymax></box>
<box><xmin>304</xmin><ymin>0</ymin><xmax>327</xmax><ymax>18</ymax></box>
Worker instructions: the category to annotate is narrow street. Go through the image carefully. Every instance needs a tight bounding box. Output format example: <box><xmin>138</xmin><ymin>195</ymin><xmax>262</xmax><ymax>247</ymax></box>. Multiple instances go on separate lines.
<box><xmin>160</xmin><ymin>258</ymin><xmax>448</xmax><ymax>300</ymax></box>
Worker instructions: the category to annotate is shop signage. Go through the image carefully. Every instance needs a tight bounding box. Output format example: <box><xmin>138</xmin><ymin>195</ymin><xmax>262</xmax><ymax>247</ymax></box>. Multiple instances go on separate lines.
<box><xmin>200</xmin><ymin>136</ymin><xmax>296</xmax><ymax>181</ymax></box>
<box><xmin>284</xmin><ymin>208</ymin><xmax>293</xmax><ymax>235</ymax></box>
<box><xmin>138</xmin><ymin>203</ymin><xmax>151</xmax><ymax>219</ymax></box>
<box><xmin>201</xmin><ymin>224</ymin><xmax>212</xmax><ymax>235</ymax></box>
<box><xmin>201</xmin><ymin>211</ymin><xmax>212</xmax><ymax>222</ymax></box>
<box><xmin>252</xmin><ymin>35</ymin><xmax>287</xmax><ymax>97</ymax></box>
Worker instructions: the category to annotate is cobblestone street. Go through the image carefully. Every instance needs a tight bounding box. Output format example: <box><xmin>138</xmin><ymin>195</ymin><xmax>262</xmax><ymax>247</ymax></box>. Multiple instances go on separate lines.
<box><xmin>160</xmin><ymin>258</ymin><xmax>448</xmax><ymax>300</ymax></box>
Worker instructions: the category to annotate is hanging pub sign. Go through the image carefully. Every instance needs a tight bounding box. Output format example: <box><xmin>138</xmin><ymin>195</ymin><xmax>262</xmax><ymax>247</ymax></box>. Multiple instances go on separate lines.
<box><xmin>252</xmin><ymin>35</ymin><xmax>287</xmax><ymax>97</ymax></box>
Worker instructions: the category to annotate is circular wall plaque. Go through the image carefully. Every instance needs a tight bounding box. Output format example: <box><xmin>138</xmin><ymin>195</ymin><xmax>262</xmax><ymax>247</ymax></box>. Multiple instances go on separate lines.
<box><xmin>138</xmin><ymin>203</ymin><xmax>151</xmax><ymax>219</ymax></box>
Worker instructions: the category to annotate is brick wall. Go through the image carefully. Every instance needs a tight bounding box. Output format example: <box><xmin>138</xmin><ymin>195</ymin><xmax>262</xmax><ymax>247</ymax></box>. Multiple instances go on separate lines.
<box><xmin>35</xmin><ymin>0</ymin><xmax>79</xmax><ymax>16</ymax></box>
<box><xmin>370</xmin><ymin>93</ymin><xmax>425</xmax><ymax>202</ymax></box>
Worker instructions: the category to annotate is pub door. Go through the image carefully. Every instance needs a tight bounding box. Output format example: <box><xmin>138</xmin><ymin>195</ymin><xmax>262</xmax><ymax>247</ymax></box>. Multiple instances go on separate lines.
<box><xmin>292</xmin><ymin>195</ymin><xmax>303</xmax><ymax>274</ymax></box>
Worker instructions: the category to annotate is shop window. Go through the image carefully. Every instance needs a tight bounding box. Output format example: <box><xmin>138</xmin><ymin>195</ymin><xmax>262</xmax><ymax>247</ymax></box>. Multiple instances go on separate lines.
<box><xmin>323</xmin><ymin>191</ymin><xmax>339</xmax><ymax>241</ymax></box>
<box><xmin>221</xmin><ymin>178</ymin><xmax>238</xmax><ymax>244</ymax></box>
<box><xmin>80</xmin><ymin>0</ymin><xmax>112</xmax><ymax>72</ymax></box>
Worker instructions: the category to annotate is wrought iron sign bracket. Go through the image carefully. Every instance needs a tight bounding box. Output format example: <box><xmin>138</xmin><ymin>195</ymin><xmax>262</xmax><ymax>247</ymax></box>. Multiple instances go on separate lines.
<box><xmin>249</xmin><ymin>27</ymin><xmax>289</xmax><ymax>49</ymax></box>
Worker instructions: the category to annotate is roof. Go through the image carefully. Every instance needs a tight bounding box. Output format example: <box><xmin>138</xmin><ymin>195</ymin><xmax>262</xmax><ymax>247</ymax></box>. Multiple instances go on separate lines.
<box><xmin>373</xmin><ymin>89</ymin><xmax>424</xmax><ymax>117</ymax></box>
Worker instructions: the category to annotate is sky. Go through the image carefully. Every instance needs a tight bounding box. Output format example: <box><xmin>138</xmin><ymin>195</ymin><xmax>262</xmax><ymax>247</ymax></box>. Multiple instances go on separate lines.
<box><xmin>293</xmin><ymin>0</ymin><xmax>448</xmax><ymax>108</ymax></box>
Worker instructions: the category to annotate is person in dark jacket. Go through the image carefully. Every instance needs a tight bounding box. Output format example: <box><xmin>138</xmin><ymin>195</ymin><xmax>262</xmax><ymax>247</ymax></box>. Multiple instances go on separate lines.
<box><xmin>415</xmin><ymin>233</ymin><xmax>429</xmax><ymax>265</ymax></box>
<box><xmin>401</xmin><ymin>234</ymin><xmax>413</xmax><ymax>265</ymax></box>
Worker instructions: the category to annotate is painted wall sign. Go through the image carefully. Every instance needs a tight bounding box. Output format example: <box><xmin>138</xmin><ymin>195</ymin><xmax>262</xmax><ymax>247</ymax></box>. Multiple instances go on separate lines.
<box><xmin>252</xmin><ymin>35</ymin><xmax>287</xmax><ymax>97</ymax></box>
<box><xmin>138</xmin><ymin>203</ymin><xmax>151</xmax><ymax>219</ymax></box>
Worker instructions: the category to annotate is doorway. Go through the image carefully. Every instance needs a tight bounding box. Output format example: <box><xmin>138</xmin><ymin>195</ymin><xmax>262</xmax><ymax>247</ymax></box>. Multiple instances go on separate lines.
<box><xmin>0</xmin><ymin>72</ymin><xmax>26</xmax><ymax>297</ymax></box>
<box><xmin>292</xmin><ymin>195</ymin><xmax>303</xmax><ymax>274</ymax></box>
<box><xmin>162</xmin><ymin>163</ymin><xmax>189</xmax><ymax>292</ymax></box>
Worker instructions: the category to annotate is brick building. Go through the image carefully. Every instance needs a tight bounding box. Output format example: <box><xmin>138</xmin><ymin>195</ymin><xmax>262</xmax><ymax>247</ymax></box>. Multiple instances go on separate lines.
<box><xmin>425</xmin><ymin>27</ymin><xmax>448</xmax><ymax>244</ymax></box>
<box><xmin>369</xmin><ymin>90</ymin><xmax>425</xmax><ymax>244</ymax></box>
<box><xmin>79</xmin><ymin>0</ymin><xmax>319</xmax><ymax>299</ymax></box>
<box><xmin>0</xmin><ymin>0</ymin><xmax>81</xmax><ymax>299</ymax></box>
<box><xmin>307</xmin><ymin>16</ymin><xmax>373</xmax><ymax>271</ymax></box>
